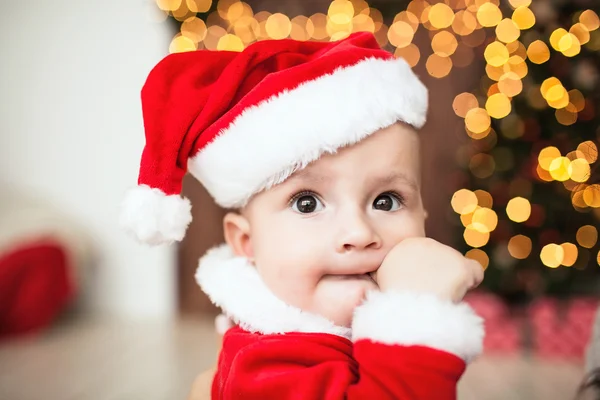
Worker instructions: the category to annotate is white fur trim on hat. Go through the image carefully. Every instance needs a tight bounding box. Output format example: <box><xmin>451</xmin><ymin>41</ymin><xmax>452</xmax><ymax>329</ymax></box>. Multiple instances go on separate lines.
<box><xmin>119</xmin><ymin>185</ymin><xmax>192</xmax><ymax>245</ymax></box>
<box><xmin>195</xmin><ymin>244</ymin><xmax>352</xmax><ymax>339</ymax></box>
<box><xmin>352</xmin><ymin>290</ymin><xmax>485</xmax><ymax>363</ymax></box>
<box><xmin>189</xmin><ymin>56</ymin><xmax>428</xmax><ymax>208</ymax></box>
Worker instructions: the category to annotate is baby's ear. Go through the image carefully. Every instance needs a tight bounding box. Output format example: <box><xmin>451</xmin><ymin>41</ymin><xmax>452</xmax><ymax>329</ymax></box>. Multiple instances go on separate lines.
<box><xmin>223</xmin><ymin>212</ymin><xmax>254</xmax><ymax>260</ymax></box>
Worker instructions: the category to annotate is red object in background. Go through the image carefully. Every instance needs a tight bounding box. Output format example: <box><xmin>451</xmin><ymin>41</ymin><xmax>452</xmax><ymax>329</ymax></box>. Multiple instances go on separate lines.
<box><xmin>530</xmin><ymin>297</ymin><xmax>599</xmax><ymax>360</ymax></box>
<box><xmin>465</xmin><ymin>292</ymin><xmax>522</xmax><ymax>354</ymax></box>
<box><xmin>0</xmin><ymin>240</ymin><xmax>75</xmax><ymax>339</ymax></box>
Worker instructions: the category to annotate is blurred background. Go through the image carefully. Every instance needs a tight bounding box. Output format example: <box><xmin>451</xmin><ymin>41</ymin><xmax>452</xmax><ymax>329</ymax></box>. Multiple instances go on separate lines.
<box><xmin>0</xmin><ymin>0</ymin><xmax>599</xmax><ymax>399</ymax></box>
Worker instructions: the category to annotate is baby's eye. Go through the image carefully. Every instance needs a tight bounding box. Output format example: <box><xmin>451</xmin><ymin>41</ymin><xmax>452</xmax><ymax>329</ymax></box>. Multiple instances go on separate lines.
<box><xmin>291</xmin><ymin>194</ymin><xmax>324</xmax><ymax>214</ymax></box>
<box><xmin>373</xmin><ymin>193</ymin><xmax>403</xmax><ymax>211</ymax></box>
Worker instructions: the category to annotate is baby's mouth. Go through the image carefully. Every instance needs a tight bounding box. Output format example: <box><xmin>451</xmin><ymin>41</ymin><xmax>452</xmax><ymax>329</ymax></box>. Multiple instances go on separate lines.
<box><xmin>329</xmin><ymin>273</ymin><xmax>376</xmax><ymax>283</ymax></box>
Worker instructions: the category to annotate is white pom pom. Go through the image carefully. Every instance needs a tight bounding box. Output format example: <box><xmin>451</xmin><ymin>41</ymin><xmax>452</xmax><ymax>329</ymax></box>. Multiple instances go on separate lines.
<box><xmin>119</xmin><ymin>185</ymin><xmax>192</xmax><ymax>245</ymax></box>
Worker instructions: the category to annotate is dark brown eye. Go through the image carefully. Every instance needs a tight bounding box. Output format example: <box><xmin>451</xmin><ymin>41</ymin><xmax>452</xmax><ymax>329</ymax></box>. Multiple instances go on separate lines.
<box><xmin>373</xmin><ymin>194</ymin><xmax>402</xmax><ymax>211</ymax></box>
<box><xmin>292</xmin><ymin>195</ymin><xmax>323</xmax><ymax>213</ymax></box>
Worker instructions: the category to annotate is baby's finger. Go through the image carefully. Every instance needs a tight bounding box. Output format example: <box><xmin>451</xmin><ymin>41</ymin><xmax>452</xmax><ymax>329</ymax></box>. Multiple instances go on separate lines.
<box><xmin>469</xmin><ymin>259</ymin><xmax>485</xmax><ymax>288</ymax></box>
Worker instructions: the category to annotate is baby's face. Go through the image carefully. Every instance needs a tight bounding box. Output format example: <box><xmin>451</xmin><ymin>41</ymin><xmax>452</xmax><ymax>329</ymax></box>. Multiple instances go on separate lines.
<box><xmin>230</xmin><ymin>123</ymin><xmax>426</xmax><ymax>327</ymax></box>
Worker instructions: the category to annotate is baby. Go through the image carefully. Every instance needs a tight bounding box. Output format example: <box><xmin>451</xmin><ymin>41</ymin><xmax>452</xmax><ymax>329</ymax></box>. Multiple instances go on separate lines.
<box><xmin>121</xmin><ymin>32</ymin><xmax>485</xmax><ymax>399</ymax></box>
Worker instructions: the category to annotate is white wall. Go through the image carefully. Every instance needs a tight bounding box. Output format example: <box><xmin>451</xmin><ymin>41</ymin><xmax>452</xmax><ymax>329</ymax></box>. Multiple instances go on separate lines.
<box><xmin>0</xmin><ymin>1</ymin><xmax>178</xmax><ymax>319</ymax></box>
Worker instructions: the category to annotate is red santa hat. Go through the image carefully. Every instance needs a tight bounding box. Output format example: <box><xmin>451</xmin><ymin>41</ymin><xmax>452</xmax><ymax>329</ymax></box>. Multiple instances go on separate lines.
<box><xmin>120</xmin><ymin>31</ymin><xmax>428</xmax><ymax>245</ymax></box>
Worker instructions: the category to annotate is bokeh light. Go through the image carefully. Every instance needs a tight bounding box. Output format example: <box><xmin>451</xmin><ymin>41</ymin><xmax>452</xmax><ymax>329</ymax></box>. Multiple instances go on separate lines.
<box><xmin>508</xmin><ymin>235</ymin><xmax>532</xmax><ymax>259</ymax></box>
<box><xmin>506</xmin><ymin>197</ymin><xmax>531</xmax><ymax>222</ymax></box>
<box><xmin>577</xmin><ymin>225</ymin><xmax>598</xmax><ymax>248</ymax></box>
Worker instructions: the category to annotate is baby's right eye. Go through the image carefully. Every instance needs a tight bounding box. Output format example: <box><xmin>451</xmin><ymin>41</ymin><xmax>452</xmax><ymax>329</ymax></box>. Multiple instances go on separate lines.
<box><xmin>291</xmin><ymin>193</ymin><xmax>324</xmax><ymax>214</ymax></box>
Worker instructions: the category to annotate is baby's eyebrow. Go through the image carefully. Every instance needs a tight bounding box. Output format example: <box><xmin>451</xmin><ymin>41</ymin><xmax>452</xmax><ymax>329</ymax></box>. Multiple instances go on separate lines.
<box><xmin>372</xmin><ymin>172</ymin><xmax>419</xmax><ymax>191</ymax></box>
<box><xmin>289</xmin><ymin>169</ymin><xmax>332</xmax><ymax>183</ymax></box>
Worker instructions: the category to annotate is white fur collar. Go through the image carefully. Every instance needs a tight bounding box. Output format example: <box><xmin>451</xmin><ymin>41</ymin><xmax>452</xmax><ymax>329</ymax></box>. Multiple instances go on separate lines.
<box><xmin>195</xmin><ymin>244</ymin><xmax>352</xmax><ymax>340</ymax></box>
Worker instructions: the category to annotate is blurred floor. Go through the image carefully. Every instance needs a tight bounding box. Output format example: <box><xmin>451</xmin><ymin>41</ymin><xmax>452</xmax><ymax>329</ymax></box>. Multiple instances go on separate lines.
<box><xmin>0</xmin><ymin>317</ymin><xmax>585</xmax><ymax>400</ymax></box>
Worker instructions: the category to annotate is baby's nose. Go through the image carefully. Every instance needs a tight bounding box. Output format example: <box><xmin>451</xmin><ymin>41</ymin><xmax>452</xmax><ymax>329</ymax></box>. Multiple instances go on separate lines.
<box><xmin>335</xmin><ymin>214</ymin><xmax>382</xmax><ymax>253</ymax></box>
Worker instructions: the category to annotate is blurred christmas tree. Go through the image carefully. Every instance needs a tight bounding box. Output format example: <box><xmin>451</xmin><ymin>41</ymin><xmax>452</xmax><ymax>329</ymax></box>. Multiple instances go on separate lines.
<box><xmin>448</xmin><ymin>0</ymin><xmax>600</xmax><ymax>304</ymax></box>
<box><xmin>157</xmin><ymin>0</ymin><xmax>600</xmax><ymax>304</ymax></box>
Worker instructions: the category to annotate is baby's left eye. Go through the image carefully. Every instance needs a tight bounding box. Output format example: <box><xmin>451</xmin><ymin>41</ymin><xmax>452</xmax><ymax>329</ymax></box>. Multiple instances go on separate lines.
<box><xmin>373</xmin><ymin>193</ymin><xmax>403</xmax><ymax>211</ymax></box>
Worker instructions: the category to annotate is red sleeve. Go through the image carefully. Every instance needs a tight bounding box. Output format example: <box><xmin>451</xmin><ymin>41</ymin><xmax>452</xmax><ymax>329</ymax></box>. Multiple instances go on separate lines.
<box><xmin>212</xmin><ymin>327</ymin><xmax>465</xmax><ymax>400</ymax></box>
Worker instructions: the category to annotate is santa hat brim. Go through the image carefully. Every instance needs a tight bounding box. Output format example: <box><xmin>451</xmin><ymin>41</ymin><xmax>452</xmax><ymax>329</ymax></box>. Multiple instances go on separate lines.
<box><xmin>189</xmin><ymin>56</ymin><xmax>428</xmax><ymax>208</ymax></box>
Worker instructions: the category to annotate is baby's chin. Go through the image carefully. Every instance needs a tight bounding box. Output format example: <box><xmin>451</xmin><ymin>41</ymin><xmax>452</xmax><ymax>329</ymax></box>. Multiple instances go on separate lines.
<box><xmin>314</xmin><ymin>276</ymin><xmax>379</xmax><ymax>327</ymax></box>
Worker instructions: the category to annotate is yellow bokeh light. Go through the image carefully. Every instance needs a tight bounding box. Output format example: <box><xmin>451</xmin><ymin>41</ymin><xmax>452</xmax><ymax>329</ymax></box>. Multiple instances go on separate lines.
<box><xmin>536</xmin><ymin>164</ymin><xmax>553</xmax><ymax>181</ymax></box>
<box><xmin>216</xmin><ymin>0</ymin><xmax>237</xmax><ymax>19</ymax></box>
<box><xmin>477</xmin><ymin>3</ymin><xmax>502</xmax><ymax>27</ymax></box>
<box><xmin>578</xmin><ymin>141</ymin><xmax>598</xmax><ymax>163</ymax></box>
<box><xmin>580</xmin><ymin>10</ymin><xmax>600</xmax><ymax>31</ymax></box>
<box><xmin>388</xmin><ymin>21</ymin><xmax>414</xmax><ymax>48</ymax></box>
<box><xmin>485</xmin><ymin>41</ymin><xmax>510</xmax><ymax>67</ymax></box>
<box><xmin>352</xmin><ymin>14</ymin><xmax>376</xmax><ymax>33</ymax></box>
<box><xmin>393</xmin><ymin>11</ymin><xmax>420</xmax><ymax>33</ymax></box>
<box><xmin>157</xmin><ymin>0</ymin><xmax>182</xmax><ymax>11</ymax></box>
<box><xmin>181</xmin><ymin>16</ymin><xmax>208</xmax><ymax>43</ymax></box>
<box><xmin>570</xmin><ymin>23</ymin><xmax>591</xmax><ymax>45</ymax></box>
<box><xmin>474</xmin><ymin>190</ymin><xmax>494</xmax><ymax>208</ymax></box>
<box><xmin>508</xmin><ymin>0</ymin><xmax>531</xmax><ymax>8</ymax></box>
<box><xmin>309</xmin><ymin>13</ymin><xmax>329</xmax><ymax>40</ymax></box>
<box><xmin>555</xmin><ymin>104</ymin><xmax>578</xmax><ymax>126</ymax></box>
<box><xmin>465</xmin><ymin>107</ymin><xmax>491</xmax><ymax>134</ymax></box>
<box><xmin>541</xmin><ymin>244</ymin><xmax>564</xmax><ymax>268</ymax></box>
<box><xmin>540</xmin><ymin>77</ymin><xmax>562</xmax><ymax>99</ymax></box>
<box><xmin>186</xmin><ymin>0</ymin><xmax>212</xmax><ymax>13</ymax></box>
<box><xmin>550</xmin><ymin>28</ymin><xmax>568</xmax><ymax>51</ymax></box>
<box><xmin>452</xmin><ymin>188</ymin><xmax>479</xmax><ymax>215</ymax></box>
<box><xmin>527</xmin><ymin>40</ymin><xmax>550</xmax><ymax>64</ymax></box>
<box><xmin>549</xmin><ymin>157</ymin><xmax>571</xmax><ymax>181</ymax></box>
<box><xmin>432</xmin><ymin>31</ymin><xmax>458</xmax><ymax>56</ymax></box>
<box><xmin>204</xmin><ymin>25</ymin><xmax>227</xmax><ymax>50</ymax></box>
<box><xmin>559</xmin><ymin>33</ymin><xmax>581</xmax><ymax>57</ymax></box>
<box><xmin>508</xmin><ymin>235</ymin><xmax>532</xmax><ymax>259</ymax></box>
<box><xmin>217</xmin><ymin>34</ymin><xmax>244</xmax><ymax>51</ymax></box>
<box><xmin>472</xmin><ymin>207</ymin><xmax>498</xmax><ymax>233</ymax></box>
<box><xmin>290</xmin><ymin>16</ymin><xmax>315</xmax><ymax>41</ymax></box>
<box><xmin>506</xmin><ymin>40</ymin><xmax>527</xmax><ymax>59</ymax></box>
<box><xmin>546</xmin><ymin>86</ymin><xmax>570</xmax><ymax>109</ymax></box>
<box><xmin>503</xmin><ymin>55</ymin><xmax>528</xmax><ymax>79</ymax></box>
<box><xmin>506</xmin><ymin>197</ymin><xmax>531</xmax><ymax>223</ymax></box>
<box><xmin>538</xmin><ymin>146</ymin><xmax>561</xmax><ymax>170</ymax></box>
<box><xmin>226</xmin><ymin>2</ymin><xmax>250</xmax><ymax>23</ymax></box>
<box><xmin>560</xmin><ymin>242</ymin><xmax>579</xmax><ymax>267</ymax></box>
<box><xmin>460</xmin><ymin>207</ymin><xmax>477</xmax><ymax>227</ymax></box>
<box><xmin>486</xmin><ymin>64</ymin><xmax>504</xmax><ymax>81</ymax></box>
<box><xmin>394</xmin><ymin>44</ymin><xmax>420</xmax><ymax>67</ymax></box>
<box><xmin>569</xmin><ymin>89</ymin><xmax>586</xmax><ymax>112</ymax></box>
<box><xmin>466</xmin><ymin>249</ymin><xmax>490</xmax><ymax>270</ymax></box>
<box><xmin>512</xmin><ymin>6</ymin><xmax>535</xmax><ymax>30</ymax></box>
<box><xmin>464</xmin><ymin>225</ymin><xmax>490</xmax><ymax>248</ymax></box>
<box><xmin>577</xmin><ymin>225</ymin><xmax>598</xmax><ymax>248</ymax></box>
<box><xmin>584</xmin><ymin>185</ymin><xmax>600</xmax><ymax>208</ymax></box>
<box><xmin>453</xmin><ymin>92</ymin><xmax>479</xmax><ymax>118</ymax></box>
<box><xmin>169</xmin><ymin>34</ymin><xmax>197</xmax><ymax>53</ymax></box>
<box><xmin>368</xmin><ymin>8</ymin><xmax>384</xmax><ymax>31</ymax></box>
<box><xmin>452</xmin><ymin>10</ymin><xmax>477</xmax><ymax>36</ymax></box>
<box><xmin>429</xmin><ymin>3</ymin><xmax>455</xmax><ymax>29</ymax></box>
<box><xmin>496</xmin><ymin>18</ymin><xmax>521</xmax><ymax>43</ymax></box>
<box><xmin>597</xmin><ymin>250</ymin><xmax>600</xmax><ymax>266</ymax></box>
<box><xmin>266</xmin><ymin>13</ymin><xmax>292</xmax><ymax>39</ymax></box>
<box><xmin>486</xmin><ymin>93</ymin><xmax>511</xmax><ymax>119</ymax></box>
<box><xmin>328</xmin><ymin>0</ymin><xmax>355</xmax><ymax>25</ymax></box>
<box><xmin>498</xmin><ymin>72</ymin><xmax>522</xmax><ymax>97</ymax></box>
<box><xmin>426</xmin><ymin>54</ymin><xmax>453</xmax><ymax>78</ymax></box>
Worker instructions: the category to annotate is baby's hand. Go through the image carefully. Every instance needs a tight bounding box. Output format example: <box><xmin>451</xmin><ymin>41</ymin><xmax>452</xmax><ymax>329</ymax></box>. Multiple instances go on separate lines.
<box><xmin>371</xmin><ymin>237</ymin><xmax>484</xmax><ymax>303</ymax></box>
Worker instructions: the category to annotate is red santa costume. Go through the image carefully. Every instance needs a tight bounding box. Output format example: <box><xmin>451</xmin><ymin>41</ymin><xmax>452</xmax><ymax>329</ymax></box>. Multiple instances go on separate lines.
<box><xmin>119</xmin><ymin>32</ymin><xmax>485</xmax><ymax>399</ymax></box>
